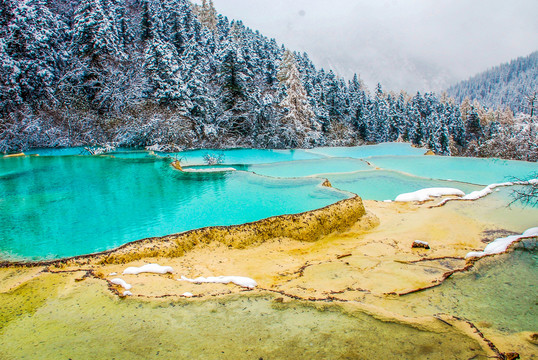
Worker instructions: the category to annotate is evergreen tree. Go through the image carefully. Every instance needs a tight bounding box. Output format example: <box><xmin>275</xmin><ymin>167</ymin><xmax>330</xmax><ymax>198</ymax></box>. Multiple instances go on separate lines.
<box><xmin>465</xmin><ymin>106</ymin><xmax>483</xmax><ymax>143</ymax></box>
<box><xmin>0</xmin><ymin>0</ymin><xmax>15</xmax><ymax>38</ymax></box>
<box><xmin>72</xmin><ymin>0</ymin><xmax>123</xmax><ymax>65</ymax></box>
<box><xmin>217</xmin><ymin>33</ymin><xmax>254</xmax><ymax>137</ymax></box>
<box><xmin>0</xmin><ymin>0</ymin><xmax>528</xmax><ymax>160</ymax></box>
<box><xmin>144</xmin><ymin>36</ymin><xmax>189</xmax><ymax>111</ymax></box>
<box><xmin>5</xmin><ymin>0</ymin><xmax>68</xmax><ymax>106</ymax></box>
<box><xmin>140</xmin><ymin>0</ymin><xmax>152</xmax><ymax>43</ymax></box>
<box><xmin>278</xmin><ymin>51</ymin><xmax>316</xmax><ymax>147</ymax></box>
<box><xmin>0</xmin><ymin>38</ymin><xmax>22</xmax><ymax>115</ymax></box>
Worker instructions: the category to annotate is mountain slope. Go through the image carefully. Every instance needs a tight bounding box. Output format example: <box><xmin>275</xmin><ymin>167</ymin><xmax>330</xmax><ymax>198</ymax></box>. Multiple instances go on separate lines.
<box><xmin>447</xmin><ymin>51</ymin><xmax>538</xmax><ymax>114</ymax></box>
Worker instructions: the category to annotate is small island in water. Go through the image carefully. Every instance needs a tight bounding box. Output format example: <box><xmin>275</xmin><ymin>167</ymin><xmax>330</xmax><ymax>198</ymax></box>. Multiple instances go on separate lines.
<box><xmin>1</xmin><ymin>0</ymin><xmax>537</xmax><ymax>358</ymax></box>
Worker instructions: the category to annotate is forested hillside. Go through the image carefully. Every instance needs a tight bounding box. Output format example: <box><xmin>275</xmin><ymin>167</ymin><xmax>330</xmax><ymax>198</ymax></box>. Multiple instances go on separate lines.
<box><xmin>0</xmin><ymin>0</ymin><xmax>536</xmax><ymax>161</ymax></box>
<box><xmin>447</xmin><ymin>51</ymin><xmax>538</xmax><ymax>115</ymax></box>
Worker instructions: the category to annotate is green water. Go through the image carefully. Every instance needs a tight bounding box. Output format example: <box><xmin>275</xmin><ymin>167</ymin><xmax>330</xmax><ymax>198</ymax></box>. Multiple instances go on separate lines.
<box><xmin>0</xmin><ymin>156</ymin><xmax>347</xmax><ymax>260</ymax></box>
<box><xmin>405</xmin><ymin>246</ymin><xmax>538</xmax><ymax>333</ymax></box>
<box><xmin>0</xmin><ymin>277</ymin><xmax>485</xmax><ymax>360</ymax></box>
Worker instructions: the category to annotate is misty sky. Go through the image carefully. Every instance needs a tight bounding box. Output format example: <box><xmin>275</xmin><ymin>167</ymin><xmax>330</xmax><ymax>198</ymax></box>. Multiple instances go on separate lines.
<box><xmin>200</xmin><ymin>0</ymin><xmax>538</xmax><ymax>94</ymax></box>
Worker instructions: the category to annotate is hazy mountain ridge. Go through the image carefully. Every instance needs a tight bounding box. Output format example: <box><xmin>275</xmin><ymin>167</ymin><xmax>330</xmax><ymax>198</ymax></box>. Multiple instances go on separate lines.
<box><xmin>447</xmin><ymin>51</ymin><xmax>538</xmax><ymax>114</ymax></box>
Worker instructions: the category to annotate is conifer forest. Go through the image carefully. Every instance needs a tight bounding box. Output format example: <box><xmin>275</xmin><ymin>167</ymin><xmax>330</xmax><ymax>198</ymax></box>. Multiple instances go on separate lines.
<box><xmin>0</xmin><ymin>0</ymin><xmax>536</xmax><ymax>161</ymax></box>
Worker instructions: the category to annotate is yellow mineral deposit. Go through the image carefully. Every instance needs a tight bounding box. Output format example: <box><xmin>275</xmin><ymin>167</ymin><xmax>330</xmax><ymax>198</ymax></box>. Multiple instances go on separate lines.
<box><xmin>171</xmin><ymin>160</ymin><xmax>183</xmax><ymax>171</ymax></box>
<box><xmin>1</xmin><ymin>194</ymin><xmax>535</xmax><ymax>358</ymax></box>
<box><xmin>3</xmin><ymin>153</ymin><xmax>25</xmax><ymax>158</ymax></box>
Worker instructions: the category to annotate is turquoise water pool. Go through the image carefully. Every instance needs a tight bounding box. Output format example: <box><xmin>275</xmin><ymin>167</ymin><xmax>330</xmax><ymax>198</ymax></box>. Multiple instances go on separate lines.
<box><xmin>0</xmin><ymin>156</ymin><xmax>348</xmax><ymax>260</ymax></box>
<box><xmin>306</xmin><ymin>142</ymin><xmax>428</xmax><ymax>158</ymax></box>
<box><xmin>368</xmin><ymin>155</ymin><xmax>538</xmax><ymax>185</ymax></box>
<box><xmin>160</xmin><ymin>148</ymin><xmax>326</xmax><ymax>165</ymax></box>
<box><xmin>248</xmin><ymin>158</ymin><xmax>372</xmax><ymax>178</ymax></box>
<box><xmin>1</xmin><ymin>143</ymin><xmax>537</xmax><ymax>260</ymax></box>
<box><xmin>326</xmin><ymin>170</ymin><xmax>482</xmax><ymax>201</ymax></box>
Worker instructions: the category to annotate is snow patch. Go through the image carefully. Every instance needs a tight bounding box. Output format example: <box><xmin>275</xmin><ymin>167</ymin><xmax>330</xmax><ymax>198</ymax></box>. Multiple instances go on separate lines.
<box><xmin>395</xmin><ymin>188</ymin><xmax>465</xmax><ymax>202</ymax></box>
<box><xmin>123</xmin><ymin>291</ymin><xmax>133</xmax><ymax>296</ymax></box>
<box><xmin>182</xmin><ymin>292</ymin><xmax>194</xmax><ymax>298</ymax></box>
<box><xmin>435</xmin><ymin>179</ymin><xmax>538</xmax><ymax>206</ymax></box>
<box><xmin>182</xmin><ymin>167</ymin><xmax>236</xmax><ymax>173</ymax></box>
<box><xmin>123</xmin><ymin>264</ymin><xmax>174</xmax><ymax>275</ymax></box>
<box><xmin>461</xmin><ymin>182</ymin><xmax>513</xmax><ymax>200</ymax></box>
<box><xmin>465</xmin><ymin>227</ymin><xmax>538</xmax><ymax>259</ymax></box>
<box><xmin>109</xmin><ymin>272</ymin><xmax>117</xmax><ymax>276</ymax></box>
<box><xmin>111</xmin><ymin>278</ymin><xmax>132</xmax><ymax>290</ymax></box>
<box><xmin>179</xmin><ymin>275</ymin><xmax>257</xmax><ymax>289</ymax></box>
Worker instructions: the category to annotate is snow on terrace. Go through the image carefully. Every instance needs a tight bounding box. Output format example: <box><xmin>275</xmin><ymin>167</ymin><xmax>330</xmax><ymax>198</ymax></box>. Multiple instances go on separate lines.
<box><xmin>181</xmin><ymin>167</ymin><xmax>237</xmax><ymax>173</ymax></box>
<box><xmin>393</xmin><ymin>178</ymin><xmax>537</xmax><ymax>205</ymax></box>
<box><xmin>394</xmin><ymin>188</ymin><xmax>465</xmax><ymax>202</ymax></box>
<box><xmin>111</xmin><ymin>263</ymin><xmax>257</xmax><ymax>297</ymax></box>
<box><xmin>434</xmin><ymin>179</ymin><xmax>538</xmax><ymax>207</ymax></box>
<box><xmin>110</xmin><ymin>278</ymin><xmax>132</xmax><ymax>290</ymax></box>
<box><xmin>466</xmin><ymin>227</ymin><xmax>538</xmax><ymax>259</ymax></box>
<box><xmin>179</xmin><ymin>275</ymin><xmax>258</xmax><ymax>289</ymax></box>
<box><xmin>123</xmin><ymin>264</ymin><xmax>174</xmax><ymax>275</ymax></box>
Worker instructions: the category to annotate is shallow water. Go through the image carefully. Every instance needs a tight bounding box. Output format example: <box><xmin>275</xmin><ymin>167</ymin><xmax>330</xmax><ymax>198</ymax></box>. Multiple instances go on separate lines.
<box><xmin>0</xmin><ymin>277</ymin><xmax>486</xmax><ymax>360</ymax></box>
<box><xmin>248</xmin><ymin>158</ymin><xmax>372</xmax><ymax>178</ymax></box>
<box><xmin>0</xmin><ymin>156</ymin><xmax>347</xmax><ymax>260</ymax></box>
<box><xmin>307</xmin><ymin>142</ymin><xmax>428</xmax><ymax>158</ymax></box>
<box><xmin>369</xmin><ymin>155</ymin><xmax>538</xmax><ymax>185</ymax></box>
<box><xmin>326</xmin><ymin>170</ymin><xmax>482</xmax><ymax>200</ymax></box>
<box><xmin>161</xmin><ymin>148</ymin><xmax>326</xmax><ymax>165</ymax></box>
<box><xmin>404</xmin><ymin>246</ymin><xmax>538</xmax><ymax>334</ymax></box>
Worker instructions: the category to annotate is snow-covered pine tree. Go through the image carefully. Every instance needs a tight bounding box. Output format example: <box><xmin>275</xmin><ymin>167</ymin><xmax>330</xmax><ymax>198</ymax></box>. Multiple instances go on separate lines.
<box><xmin>0</xmin><ymin>37</ymin><xmax>22</xmax><ymax>116</ymax></box>
<box><xmin>5</xmin><ymin>0</ymin><xmax>68</xmax><ymax>107</ymax></box>
<box><xmin>197</xmin><ymin>0</ymin><xmax>217</xmax><ymax>31</ymax></box>
<box><xmin>72</xmin><ymin>0</ymin><xmax>123</xmax><ymax>65</ymax></box>
<box><xmin>144</xmin><ymin>35</ymin><xmax>190</xmax><ymax>112</ymax></box>
<box><xmin>348</xmin><ymin>74</ymin><xmax>367</xmax><ymax>141</ymax></box>
<box><xmin>70</xmin><ymin>0</ymin><xmax>127</xmax><ymax>108</ymax></box>
<box><xmin>0</xmin><ymin>0</ymin><xmax>15</xmax><ymax>38</ymax></box>
<box><xmin>372</xmin><ymin>83</ymin><xmax>389</xmax><ymax>142</ymax></box>
<box><xmin>278</xmin><ymin>49</ymin><xmax>317</xmax><ymax>148</ymax></box>
<box><xmin>465</xmin><ymin>106</ymin><xmax>483</xmax><ymax>143</ymax></box>
<box><xmin>216</xmin><ymin>29</ymin><xmax>255</xmax><ymax>138</ymax></box>
<box><xmin>407</xmin><ymin>101</ymin><xmax>423</xmax><ymax>146</ymax></box>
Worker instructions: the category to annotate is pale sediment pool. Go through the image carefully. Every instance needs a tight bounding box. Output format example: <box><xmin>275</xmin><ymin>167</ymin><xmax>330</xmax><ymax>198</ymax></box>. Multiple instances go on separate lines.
<box><xmin>0</xmin><ymin>155</ymin><xmax>348</xmax><ymax>260</ymax></box>
<box><xmin>247</xmin><ymin>157</ymin><xmax>372</xmax><ymax>178</ymax></box>
<box><xmin>306</xmin><ymin>142</ymin><xmax>428</xmax><ymax>158</ymax></box>
<box><xmin>405</xmin><ymin>246</ymin><xmax>538</xmax><ymax>334</ymax></box>
<box><xmin>368</xmin><ymin>155</ymin><xmax>538</xmax><ymax>185</ymax></box>
<box><xmin>0</xmin><ymin>275</ymin><xmax>486</xmax><ymax>360</ymax></box>
<box><xmin>325</xmin><ymin>170</ymin><xmax>482</xmax><ymax>201</ymax></box>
